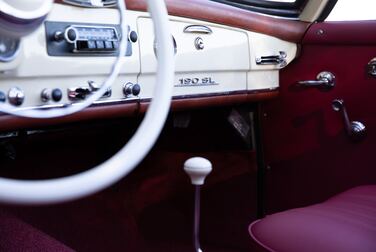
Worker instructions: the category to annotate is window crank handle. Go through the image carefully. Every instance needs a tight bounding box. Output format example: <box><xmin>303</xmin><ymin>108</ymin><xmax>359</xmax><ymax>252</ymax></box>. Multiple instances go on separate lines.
<box><xmin>332</xmin><ymin>99</ymin><xmax>366</xmax><ymax>142</ymax></box>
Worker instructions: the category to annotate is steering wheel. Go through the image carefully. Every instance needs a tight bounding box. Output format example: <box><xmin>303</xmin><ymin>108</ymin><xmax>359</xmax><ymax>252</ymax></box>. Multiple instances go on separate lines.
<box><xmin>0</xmin><ymin>0</ymin><xmax>175</xmax><ymax>204</ymax></box>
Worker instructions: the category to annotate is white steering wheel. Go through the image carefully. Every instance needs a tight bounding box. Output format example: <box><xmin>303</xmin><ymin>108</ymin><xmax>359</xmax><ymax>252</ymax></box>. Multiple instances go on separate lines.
<box><xmin>0</xmin><ymin>0</ymin><xmax>175</xmax><ymax>204</ymax></box>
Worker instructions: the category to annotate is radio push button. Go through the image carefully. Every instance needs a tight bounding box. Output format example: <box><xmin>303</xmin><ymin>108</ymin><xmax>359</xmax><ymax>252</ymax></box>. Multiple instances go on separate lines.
<box><xmin>95</xmin><ymin>41</ymin><xmax>105</xmax><ymax>49</ymax></box>
<box><xmin>104</xmin><ymin>41</ymin><xmax>113</xmax><ymax>50</ymax></box>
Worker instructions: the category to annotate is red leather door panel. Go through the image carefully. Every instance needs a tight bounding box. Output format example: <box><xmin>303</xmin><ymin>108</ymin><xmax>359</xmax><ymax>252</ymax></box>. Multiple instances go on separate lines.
<box><xmin>261</xmin><ymin>21</ymin><xmax>376</xmax><ymax>214</ymax></box>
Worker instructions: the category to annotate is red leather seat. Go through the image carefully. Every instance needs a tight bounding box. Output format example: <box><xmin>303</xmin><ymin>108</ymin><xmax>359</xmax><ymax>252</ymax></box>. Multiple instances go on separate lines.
<box><xmin>0</xmin><ymin>210</ymin><xmax>73</xmax><ymax>252</ymax></box>
<box><xmin>249</xmin><ymin>185</ymin><xmax>376</xmax><ymax>252</ymax></box>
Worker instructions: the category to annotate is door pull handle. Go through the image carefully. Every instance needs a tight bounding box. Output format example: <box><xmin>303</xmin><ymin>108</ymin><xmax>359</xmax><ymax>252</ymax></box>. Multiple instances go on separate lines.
<box><xmin>297</xmin><ymin>71</ymin><xmax>335</xmax><ymax>91</ymax></box>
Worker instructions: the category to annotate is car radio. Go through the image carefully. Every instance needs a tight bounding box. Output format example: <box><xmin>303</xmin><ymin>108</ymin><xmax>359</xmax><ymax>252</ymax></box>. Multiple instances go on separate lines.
<box><xmin>45</xmin><ymin>21</ymin><xmax>135</xmax><ymax>56</ymax></box>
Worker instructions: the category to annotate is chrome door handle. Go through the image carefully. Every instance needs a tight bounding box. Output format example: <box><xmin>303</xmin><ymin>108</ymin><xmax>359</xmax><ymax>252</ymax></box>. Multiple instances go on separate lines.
<box><xmin>297</xmin><ymin>71</ymin><xmax>335</xmax><ymax>91</ymax></box>
<box><xmin>332</xmin><ymin>99</ymin><xmax>366</xmax><ymax>142</ymax></box>
<box><xmin>183</xmin><ymin>25</ymin><xmax>213</xmax><ymax>34</ymax></box>
<box><xmin>256</xmin><ymin>51</ymin><xmax>287</xmax><ymax>67</ymax></box>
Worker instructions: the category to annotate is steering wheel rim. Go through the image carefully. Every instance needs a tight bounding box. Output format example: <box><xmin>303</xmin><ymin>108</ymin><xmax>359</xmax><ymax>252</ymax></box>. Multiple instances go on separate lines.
<box><xmin>0</xmin><ymin>0</ymin><xmax>127</xmax><ymax>119</ymax></box>
<box><xmin>0</xmin><ymin>0</ymin><xmax>175</xmax><ymax>205</ymax></box>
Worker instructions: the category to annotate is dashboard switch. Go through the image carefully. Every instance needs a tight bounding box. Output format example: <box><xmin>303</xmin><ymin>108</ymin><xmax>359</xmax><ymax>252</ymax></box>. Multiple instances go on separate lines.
<box><xmin>68</xmin><ymin>87</ymin><xmax>91</xmax><ymax>101</ymax></box>
<box><xmin>8</xmin><ymin>87</ymin><xmax>25</xmax><ymax>106</ymax></box>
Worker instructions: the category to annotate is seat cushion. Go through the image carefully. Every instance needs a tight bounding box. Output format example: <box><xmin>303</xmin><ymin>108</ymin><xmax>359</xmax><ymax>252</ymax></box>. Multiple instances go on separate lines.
<box><xmin>249</xmin><ymin>185</ymin><xmax>376</xmax><ymax>252</ymax></box>
<box><xmin>0</xmin><ymin>210</ymin><xmax>74</xmax><ymax>252</ymax></box>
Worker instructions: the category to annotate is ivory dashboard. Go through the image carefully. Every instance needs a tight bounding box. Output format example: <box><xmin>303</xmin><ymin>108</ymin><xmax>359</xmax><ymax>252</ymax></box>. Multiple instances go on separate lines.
<box><xmin>0</xmin><ymin>2</ymin><xmax>297</xmax><ymax>113</ymax></box>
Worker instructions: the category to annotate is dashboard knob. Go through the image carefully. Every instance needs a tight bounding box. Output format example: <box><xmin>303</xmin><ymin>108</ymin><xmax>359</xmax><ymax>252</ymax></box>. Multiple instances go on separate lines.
<box><xmin>8</xmin><ymin>87</ymin><xmax>25</xmax><ymax>106</ymax></box>
<box><xmin>132</xmin><ymin>84</ymin><xmax>141</xmax><ymax>96</ymax></box>
<box><xmin>41</xmin><ymin>88</ymin><xmax>51</xmax><ymax>102</ymax></box>
<box><xmin>0</xmin><ymin>91</ymin><xmax>6</xmax><ymax>102</ymax></box>
<box><xmin>52</xmin><ymin>88</ymin><xmax>63</xmax><ymax>102</ymax></box>
<box><xmin>66</xmin><ymin>28</ymin><xmax>77</xmax><ymax>42</ymax></box>
<box><xmin>54</xmin><ymin>26</ymin><xmax>78</xmax><ymax>43</ymax></box>
<box><xmin>41</xmin><ymin>88</ymin><xmax>62</xmax><ymax>102</ymax></box>
<box><xmin>123</xmin><ymin>83</ymin><xmax>141</xmax><ymax>97</ymax></box>
<box><xmin>128</xmin><ymin>31</ymin><xmax>138</xmax><ymax>43</ymax></box>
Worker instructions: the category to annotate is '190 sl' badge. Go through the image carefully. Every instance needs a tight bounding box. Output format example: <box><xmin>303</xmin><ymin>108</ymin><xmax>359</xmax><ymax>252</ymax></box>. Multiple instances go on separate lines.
<box><xmin>175</xmin><ymin>77</ymin><xmax>219</xmax><ymax>87</ymax></box>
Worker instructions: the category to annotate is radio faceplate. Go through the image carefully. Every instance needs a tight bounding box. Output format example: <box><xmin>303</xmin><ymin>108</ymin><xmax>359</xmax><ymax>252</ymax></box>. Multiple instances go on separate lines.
<box><xmin>45</xmin><ymin>21</ymin><xmax>133</xmax><ymax>57</ymax></box>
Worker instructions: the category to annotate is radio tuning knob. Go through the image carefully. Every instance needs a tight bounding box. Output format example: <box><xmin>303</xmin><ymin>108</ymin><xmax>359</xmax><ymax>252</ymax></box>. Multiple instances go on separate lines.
<box><xmin>54</xmin><ymin>26</ymin><xmax>78</xmax><ymax>43</ymax></box>
<box><xmin>128</xmin><ymin>31</ymin><xmax>138</xmax><ymax>43</ymax></box>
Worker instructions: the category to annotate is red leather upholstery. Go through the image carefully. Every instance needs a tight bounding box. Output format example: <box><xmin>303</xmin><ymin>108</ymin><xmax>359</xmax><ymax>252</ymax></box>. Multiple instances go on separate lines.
<box><xmin>0</xmin><ymin>210</ymin><xmax>73</xmax><ymax>252</ymax></box>
<box><xmin>249</xmin><ymin>185</ymin><xmax>376</xmax><ymax>252</ymax></box>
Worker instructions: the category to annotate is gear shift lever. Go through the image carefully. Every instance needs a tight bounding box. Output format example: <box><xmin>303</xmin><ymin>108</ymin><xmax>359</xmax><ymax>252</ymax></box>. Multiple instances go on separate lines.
<box><xmin>184</xmin><ymin>157</ymin><xmax>212</xmax><ymax>252</ymax></box>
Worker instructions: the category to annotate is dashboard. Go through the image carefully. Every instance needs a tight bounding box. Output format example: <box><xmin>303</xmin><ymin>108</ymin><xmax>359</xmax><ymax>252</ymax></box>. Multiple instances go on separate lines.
<box><xmin>0</xmin><ymin>1</ymin><xmax>297</xmax><ymax>129</ymax></box>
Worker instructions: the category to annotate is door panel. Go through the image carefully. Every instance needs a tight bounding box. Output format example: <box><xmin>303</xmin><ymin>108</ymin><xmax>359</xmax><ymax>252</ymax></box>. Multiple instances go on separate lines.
<box><xmin>261</xmin><ymin>21</ymin><xmax>376</xmax><ymax>214</ymax></box>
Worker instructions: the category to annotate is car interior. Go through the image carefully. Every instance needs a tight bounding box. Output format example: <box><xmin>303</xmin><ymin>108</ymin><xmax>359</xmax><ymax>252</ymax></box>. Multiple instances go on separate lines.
<box><xmin>0</xmin><ymin>0</ymin><xmax>375</xmax><ymax>251</ymax></box>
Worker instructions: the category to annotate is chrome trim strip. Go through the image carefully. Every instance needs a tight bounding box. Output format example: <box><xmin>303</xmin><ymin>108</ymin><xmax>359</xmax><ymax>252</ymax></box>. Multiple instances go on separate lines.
<box><xmin>4</xmin><ymin>88</ymin><xmax>278</xmax><ymax>112</ymax></box>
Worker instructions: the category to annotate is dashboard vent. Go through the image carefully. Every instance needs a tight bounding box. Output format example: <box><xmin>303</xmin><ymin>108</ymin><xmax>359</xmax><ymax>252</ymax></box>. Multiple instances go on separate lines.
<box><xmin>62</xmin><ymin>0</ymin><xmax>117</xmax><ymax>8</ymax></box>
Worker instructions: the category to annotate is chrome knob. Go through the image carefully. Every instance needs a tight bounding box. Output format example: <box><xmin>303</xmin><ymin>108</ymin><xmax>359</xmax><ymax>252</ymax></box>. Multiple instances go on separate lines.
<box><xmin>41</xmin><ymin>88</ymin><xmax>63</xmax><ymax>102</ymax></box>
<box><xmin>123</xmin><ymin>83</ymin><xmax>141</xmax><ymax>97</ymax></box>
<box><xmin>195</xmin><ymin>37</ymin><xmax>204</xmax><ymax>50</ymax></box>
<box><xmin>8</xmin><ymin>87</ymin><xmax>25</xmax><ymax>106</ymax></box>
<box><xmin>41</xmin><ymin>88</ymin><xmax>51</xmax><ymax>102</ymax></box>
<box><xmin>54</xmin><ymin>26</ymin><xmax>78</xmax><ymax>44</ymax></box>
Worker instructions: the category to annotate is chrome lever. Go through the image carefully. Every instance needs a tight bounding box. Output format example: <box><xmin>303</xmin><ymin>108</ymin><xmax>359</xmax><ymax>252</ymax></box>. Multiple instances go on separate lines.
<box><xmin>256</xmin><ymin>51</ymin><xmax>287</xmax><ymax>67</ymax></box>
<box><xmin>332</xmin><ymin>99</ymin><xmax>366</xmax><ymax>142</ymax></box>
<box><xmin>298</xmin><ymin>71</ymin><xmax>335</xmax><ymax>91</ymax></box>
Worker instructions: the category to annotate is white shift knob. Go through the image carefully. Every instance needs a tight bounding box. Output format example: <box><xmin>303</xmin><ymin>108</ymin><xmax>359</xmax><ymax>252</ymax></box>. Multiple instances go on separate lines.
<box><xmin>184</xmin><ymin>157</ymin><xmax>212</xmax><ymax>186</ymax></box>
